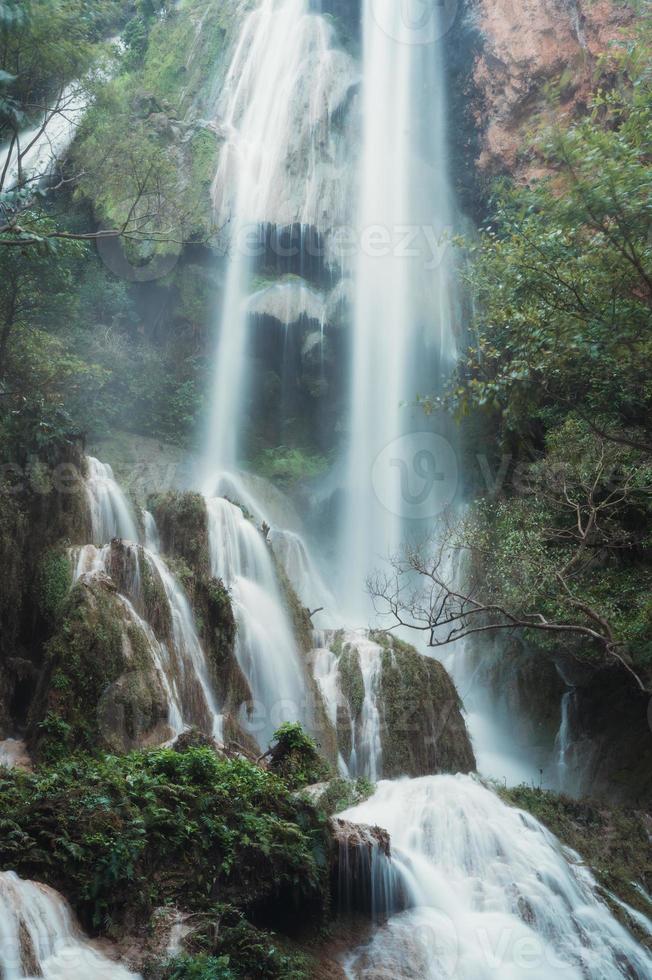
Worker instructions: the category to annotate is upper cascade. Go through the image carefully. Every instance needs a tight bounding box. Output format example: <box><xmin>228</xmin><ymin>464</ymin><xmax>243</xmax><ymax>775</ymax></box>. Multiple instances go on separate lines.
<box><xmin>84</xmin><ymin>456</ymin><xmax>139</xmax><ymax>546</ymax></box>
<box><xmin>204</xmin><ymin>0</ymin><xmax>357</xmax><ymax>472</ymax></box>
<box><xmin>0</xmin><ymin>871</ymin><xmax>141</xmax><ymax>980</ymax></box>
<box><xmin>211</xmin><ymin>0</ymin><xmax>357</xmax><ymax>235</ymax></box>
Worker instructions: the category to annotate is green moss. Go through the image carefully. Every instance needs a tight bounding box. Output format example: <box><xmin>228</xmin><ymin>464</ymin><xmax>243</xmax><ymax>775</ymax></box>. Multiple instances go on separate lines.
<box><xmin>149</xmin><ymin>492</ymin><xmax>210</xmax><ymax>578</ymax></box>
<box><xmin>268</xmin><ymin>723</ymin><xmax>331</xmax><ymax>791</ymax></box>
<box><xmin>140</xmin><ymin>552</ymin><xmax>173</xmax><ymax>640</ymax></box>
<box><xmin>171</xmin><ymin>905</ymin><xmax>312</xmax><ymax>979</ymax></box>
<box><xmin>30</xmin><ymin>578</ymin><xmax>162</xmax><ymax>759</ymax></box>
<box><xmin>251</xmin><ymin>447</ymin><xmax>329</xmax><ymax>487</ymax></box>
<box><xmin>338</xmin><ymin>647</ymin><xmax>364</xmax><ymax>720</ymax></box>
<box><xmin>376</xmin><ymin>639</ymin><xmax>475</xmax><ymax>779</ymax></box>
<box><xmin>302</xmin><ymin>777</ymin><xmax>375</xmax><ymax>816</ymax></box>
<box><xmin>498</xmin><ymin>785</ymin><xmax>652</xmax><ymax>945</ymax></box>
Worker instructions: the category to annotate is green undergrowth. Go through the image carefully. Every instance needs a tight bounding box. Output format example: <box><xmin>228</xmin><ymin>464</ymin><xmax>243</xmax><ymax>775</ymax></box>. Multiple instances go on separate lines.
<box><xmin>268</xmin><ymin>722</ymin><xmax>331</xmax><ymax>791</ymax></box>
<box><xmin>161</xmin><ymin>905</ymin><xmax>311</xmax><ymax>979</ymax></box>
<box><xmin>0</xmin><ymin>746</ymin><xmax>330</xmax><ymax>935</ymax></box>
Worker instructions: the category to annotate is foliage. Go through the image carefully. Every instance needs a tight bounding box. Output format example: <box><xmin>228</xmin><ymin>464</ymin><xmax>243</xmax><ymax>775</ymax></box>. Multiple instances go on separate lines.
<box><xmin>36</xmin><ymin>547</ymin><xmax>73</xmax><ymax>624</ymax></box>
<box><xmin>175</xmin><ymin>904</ymin><xmax>312</xmax><ymax>980</ymax></box>
<box><xmin>252</xmin><ymin>447</ymin><xmax>329</xmax><ymax>486</ymax></box>
<box><xmin>0</xmin><ymin>746</ymin><xmax>329</xmax><ymax>932</ymax></box>
<box><xmin>433</xmin><ymin>27</ymin><xmax>652</xmax><ymax>688</ymax></box>
<box><xmin>268</xmin><ymin>723</ymin><xmax>331</xmax><ymax>791</ymax></box>
<box><xmin>301</xmin><ymin>777</ymin><xmax>375</xmax><ymax>816</ymax></box>
<box><xmin>165</xmin><ymin>954</ymin><xmax>235</xmax><ymax>980</ymax></box>
<box><xmin>453</xmin><ymin>30</ymin><xmax>652</xmax><ymax>442</ymax></box>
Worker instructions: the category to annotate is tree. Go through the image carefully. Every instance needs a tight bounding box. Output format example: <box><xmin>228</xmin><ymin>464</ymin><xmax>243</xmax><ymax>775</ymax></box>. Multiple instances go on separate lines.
<box><xmin>450</xmin><ymin>26</ymin><xmax>652</xmax><ymax>454</ymax></box>
<box><xmin>369</xmin><ymin>421</ymin><xmax>652</xmax><ymax>692</ymax></box>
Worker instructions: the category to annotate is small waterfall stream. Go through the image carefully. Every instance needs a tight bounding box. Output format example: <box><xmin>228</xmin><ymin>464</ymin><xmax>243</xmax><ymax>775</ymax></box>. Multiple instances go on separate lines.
<box><xmin>84</xmin><ymin>457</ymin><xmax>139</xmax><ymax>545</ymax></box>
<box><xmin>73</xmin><ymin>461</ymin><xmax>223</xmax><ymax>743</ymax></box>
<box><xmin>205</xmin><ymin>495</ymin><xmax>309</xmax><ymax>749</ymax></box>
<box><xmin>0</xmin><ymin>872</ymin><xmax>140</xmax><ymax>980</ymax></box>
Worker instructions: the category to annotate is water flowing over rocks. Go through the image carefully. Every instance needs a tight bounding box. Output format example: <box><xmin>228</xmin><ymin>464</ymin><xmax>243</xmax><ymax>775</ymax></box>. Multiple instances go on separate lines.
<box><xmin>339</xmin><ymin>774</ymin><xmax>652</xmax><ymax>978</ymax></box>
<box><xmin>311</xmin><ymin>630</ymin><xmax>476</xmax><ymax>780</ymax></box>
<box><xmin>0</xmin><ymin>871</ymin><xmax>141</xmax><ymax>980</ymax></box>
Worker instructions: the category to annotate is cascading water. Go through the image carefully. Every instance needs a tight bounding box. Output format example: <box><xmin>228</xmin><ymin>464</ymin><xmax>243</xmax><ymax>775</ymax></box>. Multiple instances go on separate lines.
<box><xmin>0</xmin><ymin>872</ymin><xmax>140</xmax><ymax>980</ymax></box>
<box><xmin>203</xmin><ymin>0</ymin><xmax>354</xmax><ymax>475</ymax></box>
<box><xmin>72</xmin><ymin>464</ymin><xmax>223</xmax><ymax>744</ymax></box>
<box><xmin>340</xmin><ymin>776</ymin><xmax>652</xmax><ymax>978</ymax></box>
<box><xmin>311</xmin><ymin>630</ymin><xmax>385</xmax><ymax>780</ymax></box>
<box><xmin>340</xmin><ymin>0</ymin><xmax>459</xmax><ymax>615</ymax></box>
<box><xmin>84</xmin><ymin>457</ymin><xmax>139</xmax><ymax>545</ymax></box>
<box><xmin>71</xmin><ymin>537</ymin><xmax>222</xmax><ymax>743</ymax></box>
<box><xmin>147</xmin><ymin>547</ymin><xmax>224</xmax><ymax>742</ymax></box>
<box><xmin>206</xmin><ymin>496</ymin><xmax>310</xmax><ymax>749</ymax></box>
<box><xmin>268</xmin><ymin>527</ymin><xmax>337</xmax><ymax>625</ymax></box>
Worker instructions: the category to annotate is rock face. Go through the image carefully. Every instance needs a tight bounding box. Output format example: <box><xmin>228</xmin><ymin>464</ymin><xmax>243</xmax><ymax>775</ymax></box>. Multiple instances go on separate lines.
<box><xmin>30</xmin><ymin>573</ymin><xmax>175</xmax><ymax>758</ymax></box>
<box><xmin>471</xmin><ymin>0</ymin><xmax>634</xmax><ymax>178</ymax></box>
<box><xmin>330</xmin><ymin>817</ymin><xmax>407</xmax><ymax>921</ymax></box>
<box><xmin>375</xmin><ymin>634</ymin><xmax>477</xmax><ymax>779</ymax></box>
<box><xmin>311</xmin><ymin>630</ymin><xmax>476</xmax><ymax>779</ymax></box>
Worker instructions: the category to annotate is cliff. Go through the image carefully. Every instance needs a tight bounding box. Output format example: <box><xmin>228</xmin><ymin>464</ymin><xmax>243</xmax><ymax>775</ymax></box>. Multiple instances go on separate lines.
<box><xmin>471</xmin><ymin>0</ymin><xmax>634</xmax><ymax>178</ymax></box>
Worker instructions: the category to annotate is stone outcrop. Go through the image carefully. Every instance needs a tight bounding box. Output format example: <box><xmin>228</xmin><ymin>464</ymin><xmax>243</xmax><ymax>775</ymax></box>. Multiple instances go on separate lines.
<box><xmin>471</xmin><ymin>0</ymin><xmax>634</xmax><ymax>178</ymax></box>
<box><xmin>331</xmin><ymin>817</ymin><xmax>407</xmax><ymax>921</ymax></box>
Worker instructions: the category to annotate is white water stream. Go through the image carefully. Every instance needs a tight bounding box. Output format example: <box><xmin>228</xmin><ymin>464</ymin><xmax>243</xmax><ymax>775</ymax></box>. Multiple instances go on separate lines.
<box><xmin>206</xmin><ymin>495</ymin><xmax>309</xmax><ymax>749</ymax></box>
<box><xmin>340</xmin><ymin>776</ymin><xmax>652</xmax><ymax>978</ymax></box>
<box><xmin>0</xmin><ymin>872</ymin><xmax>140</xmax><ymax>980</ymax></box>
<box><xmin>73</xmin><ymin>462</ymin><xmax>223</xmax><ymax>743</ymax></box>
<box><xmin>84</xmin><ymin>457</ymin><xmax>140</xmax><ymax>545</ymax></box>
<box><xmin>203</xmin><ymin>0</ymin><xmax>354</xmax><ymax>473</ymax></box>
<box><xmin>340</xmin><ymin>0</ymin><xmax>459</xmax><ymax>615</ymax></box>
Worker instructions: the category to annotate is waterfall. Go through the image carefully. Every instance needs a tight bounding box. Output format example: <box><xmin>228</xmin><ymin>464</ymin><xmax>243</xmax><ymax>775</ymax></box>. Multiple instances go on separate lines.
<box><xmin>339</xmin><ymin>776</ymin><xmax>652</xmax><ymax>978</ymax></box>
<box><xmin>555</xmin><ymin>688</ymin><xmax>576</xmax><ymax>791</ymax></box>
<box><xmin>72</xmin><ymin>541</ymin><xmax>221</xmax><ymax>742</ymax></box>
<box><xmin>268</xmin><ymin>527</ymin><xmax>337</xmax><ymax>625</ymax></box>
<box><xmin>203</xmin><ymin>0</ymin><xmax>355</xmax><ymax>476</ymax></box>
<box><xmin>0</xmin><ymin>872</ymin><xmax>140</xmax><ymax>980</ymax></box>
<box><xmin>147</xmin><ymin>548</ymin><xmax>224</xmax><ymax>742</ymax></box>
<box><xmin>206</xmin><ymin>496</ymin><xmax>310</xmax><ymax>749</ymax></box>
<box><xmin>0</xmin><ymin>83</ymin><xmax>87</xmax><ymax>192</ymax></box>
<box><xmin>310</xmin><ymin>630</ymin><xmax>384</xmax><ymax>780</ymax></box>
<box><xmin>340</xmin><ymin>0</ymin><xmax>459</xmax><ymax>615</ymax></box>
<box><xmin>84</xmin><ymin>457</ymin><xmax>140</xmax><ymax>545</ymax></box>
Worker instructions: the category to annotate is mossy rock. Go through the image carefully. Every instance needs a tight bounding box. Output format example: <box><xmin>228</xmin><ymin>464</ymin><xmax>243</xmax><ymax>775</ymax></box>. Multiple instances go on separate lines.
<box><xmin>29</xmin><ymin>575</ymin><xmax>174</xmax><ymax>760</ymax></box>
<box><xmin>149</xmin><ymin>491</ymin><xmax>210</xmax><ymax>578</ymax></box>
<box><xmin>373</xmin><ymin>634</ymin><xmax>476</xmax><ymax>779</ymax></box>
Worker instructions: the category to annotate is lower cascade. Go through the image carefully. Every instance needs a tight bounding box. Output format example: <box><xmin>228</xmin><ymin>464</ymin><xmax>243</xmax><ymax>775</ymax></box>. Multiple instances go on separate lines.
<box><xmin>339</xmin><ymin>776</ymin><xmax>652</xmax><ymax>979</ymax></box>
<box><xmin>0</xmin><ymin>872</ymin><xmax>140</xmax><ymax>980</ymax></box>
